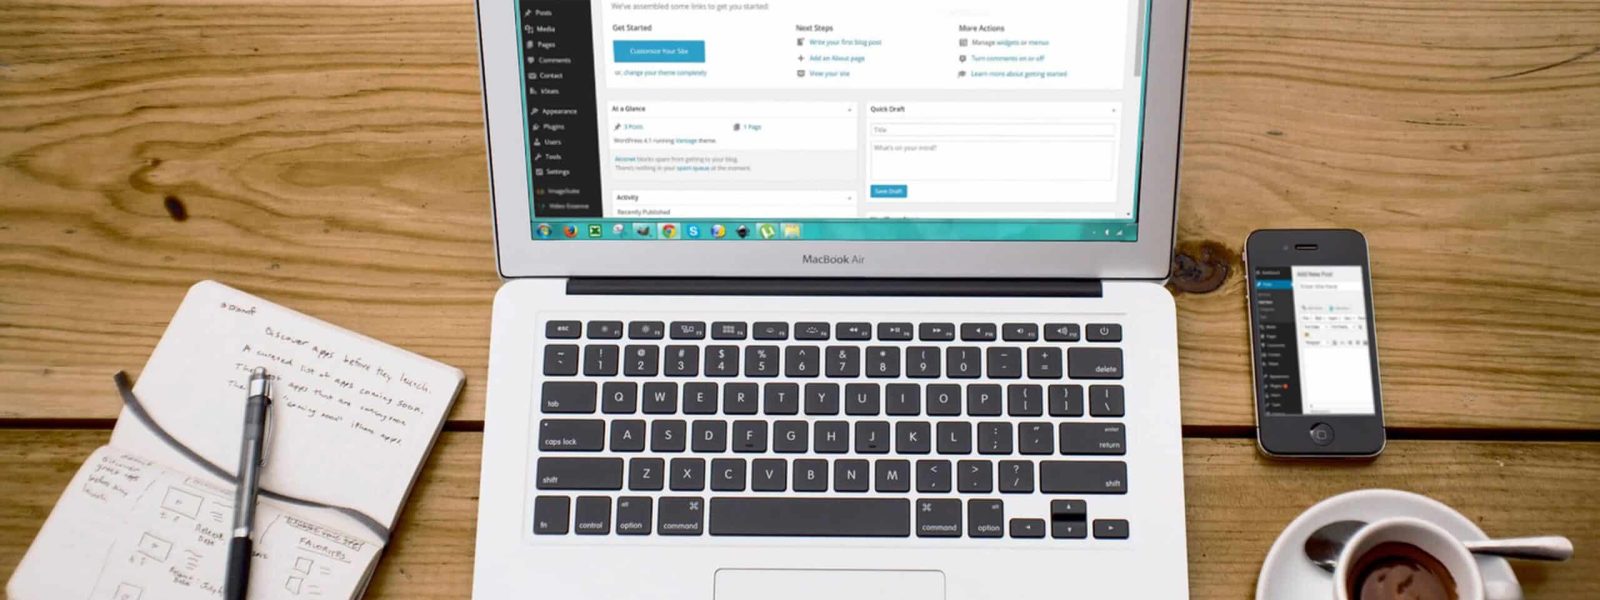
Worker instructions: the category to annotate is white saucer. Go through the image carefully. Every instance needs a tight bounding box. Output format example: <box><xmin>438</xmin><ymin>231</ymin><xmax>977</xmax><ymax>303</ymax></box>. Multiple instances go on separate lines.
<box><xmin>1256</xmin><ymin>489</ymin><xmax>1523</xmax><ymax>600</ymax></box>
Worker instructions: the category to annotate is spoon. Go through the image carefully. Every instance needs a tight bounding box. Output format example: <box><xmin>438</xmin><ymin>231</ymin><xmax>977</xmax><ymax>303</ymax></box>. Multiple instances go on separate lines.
<box><xmin>1305</xmin><ymin>519</ymin><xmax>1574</xmax><ymax>572</ymax></box>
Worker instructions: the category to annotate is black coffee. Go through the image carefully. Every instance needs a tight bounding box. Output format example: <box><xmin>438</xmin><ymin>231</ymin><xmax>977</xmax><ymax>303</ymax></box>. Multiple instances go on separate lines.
<box><xmin>1348</xmin><ymin>541</ymin><xmax>1457</xmax><ymax>600</ymax></box>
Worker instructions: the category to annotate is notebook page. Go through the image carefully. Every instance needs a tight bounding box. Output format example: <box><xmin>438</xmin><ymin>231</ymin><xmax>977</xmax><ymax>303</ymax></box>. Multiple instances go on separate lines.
<box><xmin>6</xmin><ymin>447</ymin><xmax>379</xmax><ymax>600</ymax></box>
<box><xmin>110</xmin><ymin>280</ymin><xmax>464</xmax><ymax>529</ymax></box>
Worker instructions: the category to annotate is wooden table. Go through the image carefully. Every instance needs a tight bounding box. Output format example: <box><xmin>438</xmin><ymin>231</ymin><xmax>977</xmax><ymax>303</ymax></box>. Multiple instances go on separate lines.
<box><xmin>2</xmin><ymin>0</ymin><xmax>1598</xmax><ymax>597</ymax></box>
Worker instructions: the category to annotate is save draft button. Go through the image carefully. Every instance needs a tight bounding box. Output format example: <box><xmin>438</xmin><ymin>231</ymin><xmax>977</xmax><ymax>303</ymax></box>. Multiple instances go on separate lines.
<box><xmin>613</xmin><ymin>40</ymin><xmax>706</xmax><ymax>63</ymax></box>
<box><xmin>869</xmin><ymin>184</ymin><xmax>909</xmax><ymax>199</ymax></box>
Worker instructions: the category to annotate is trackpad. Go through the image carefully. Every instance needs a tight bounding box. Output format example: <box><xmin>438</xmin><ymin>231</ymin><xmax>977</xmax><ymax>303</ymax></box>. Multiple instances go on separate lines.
<box><xmin>715</xmin><ymin>569</ymin><xmax>945</xmax><ymax>600</ymax></box>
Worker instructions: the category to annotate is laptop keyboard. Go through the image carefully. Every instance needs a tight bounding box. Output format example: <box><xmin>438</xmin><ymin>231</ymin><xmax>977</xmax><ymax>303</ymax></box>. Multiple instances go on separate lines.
<box><xmin>530</xmin><ymin>319</ymin><xmax>1131</xmax><ymax>540</ymax></box>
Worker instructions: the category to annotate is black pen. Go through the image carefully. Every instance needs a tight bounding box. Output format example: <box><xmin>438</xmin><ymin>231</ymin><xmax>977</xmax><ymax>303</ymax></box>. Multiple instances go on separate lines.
<box><xmin>225</xmin><ymin>367</ymin><xmax>272</xmax><ymax>600</ymax></box>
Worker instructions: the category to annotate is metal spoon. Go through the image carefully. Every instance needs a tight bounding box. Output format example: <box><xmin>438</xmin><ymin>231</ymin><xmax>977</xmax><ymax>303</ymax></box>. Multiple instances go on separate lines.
<box><xmin>1305</xmin><ymin>519</ymin><xmax>1574</xmax><ymax>572</ymax></box>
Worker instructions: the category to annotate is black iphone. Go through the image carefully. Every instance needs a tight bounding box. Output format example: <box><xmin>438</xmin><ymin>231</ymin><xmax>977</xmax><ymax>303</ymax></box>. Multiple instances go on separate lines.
<box><xmin>1245</xmin><ymin>229</ymin><xmax>1385</xmax><ymax>457</ymax></box>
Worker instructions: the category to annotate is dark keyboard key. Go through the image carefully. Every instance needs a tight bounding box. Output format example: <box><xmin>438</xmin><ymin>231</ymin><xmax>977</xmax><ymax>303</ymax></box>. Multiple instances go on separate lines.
<box><xmin>650</xmin><ymin>420</ymin><xmax>686</xmax><ymax>452</ymax></box>
<box><xmin>1007</xmin><ymin>384</ymin><xmax>1044</xmax><ymax>416</ymax></box>
<box><xmin>854</xmin><ymin>421</ymin><xmax>891</xmax><ymax>453</ymax></box>
<box><xmin>753</xmin><ymin>322</ymin><xmax>789</xmax><ymax>340</ymax></box>
<box><xmin>915</xmin><ymin>499</ymin><xmax>961</xmax><ymax>537</ymax></box>
<box><xmin>1018</xmin><ymin>422</ymin><xmax>1054</xmax><ymax>455</ymax></box>
<box><xmin>1068</xmin><ymin>347</ymin><xmax>1123</xmax><ymax>379</ymax></box>
<box><xmin>533</xmin><ymin>496</ymin><xmax>570</xmax><ymax>534</ymax></box>
<box><xmin>1027</xmin><ymin>347</ymin><xmax>1063</xmax><ymax>379</ymax></box>
<box><xmin>986</xmin><ymin>347</ymin><xmax>1022</xmax><ymax>379</ymax></box>
<box><xmin>1054</xmin><ymin>520</ymin><xmax>1088</xmax><ymax>539</ymax></box>
<box><xmin>658</xmin><ymin>497</ymin><xmax>704</xmax><ymax>535</ymax></box>
<box><xmin>814</xmin><ymin>421</ymin><xmax>849</xmax><ymax>453</ymax></box>
<box><xmin>710</xmin><ymin>498</ymin><xmax>909</xmax><ymax>537</ymax></box>
<box><xmin>711</xmin><ymin>321</ymin><xmax>748</xmax><ymax>340</ymax></box>
<box><xmin>865</xmin><ymin>347</ymin><xmax>900</xmax><ymax>378</ymax></box>
<box><xmin>1089</xmin><ymin>385</ymin><xmax>1126</xmax><ymax>417</ymax></box>
<box><xmin>1085</xmin><ymin>324</ymin><xmax>1122</xmax><ymax>342</ymax></box>
<box><xmin>785</xmin><ymin>346</ymin><xmax>820</xmax><ymax>377</ymax></box>
<box><xmin>999</xmin><ymin>460</ymin><xmax>1035</xmax><ymax>493</ymax></box>
<box><xmin>670</xmin><ymin>321</ymin><xmax>707</xmax><ymax>340</ymax></box>
<box><xmin>1052</xmin><ymin>499</ymin><xmax>1088</xmax><ymax>539</ymax></box>
<box><xmin>937</xmin><ymin>422</ymin><xmax>972</xmax><ymax>454</ymax></box>
<box><xmin>844</xmin><ymin>384</ymin><xmax>880</xmax><ymax>416</ymax></box>
<box><xmin>587</xmin><ymin>320</ymin><xmax>623</xmax><ymax>339</ymax></box>
<box><xmin>629</xmin><ymin>457</ymin><xmax>664</xmax><ymax>491</ymax></box>
<box><xmin>957</xmin><ymin>460</ymin><xmax>993</xmax><ymax>493</ymax></box>
<box><xmin>947</xmin><ymin>347</ymin><xmax>981</xmax><ymax>378</ymax></box>
<box><xmin>670</xmin><ymin>457</ymin><xmax>706</xmax><ymax>491</ymax></box>
<box><xmin>773</xmin><ymin>421</ymin><xmax>808</xmax><ymax>453</ymax></box>
<box><xmin>763</xmin><ymin>382</ymin><xmax>800</xmax><ymax>415</ymax></box>
<box><xmin>664</xmin><ymin>345</ymin><xmax>700</xmax><ymax>376</ymax></box>
<box><xmin>906</xmin><ymin>347</ymin><xmax>941</xmax><ymax>378</ymax></box>
<box><xmin>1049</xmin><ymin>385</ymin><xmax>1086</xmax><ymax>417</ymax></box>
<box><xmin>683</xmin><ymin>383</ymin><xmax>718</xmax><ymax>414</ymax></box>
<box><xmin>545</xmin><ymin>321</ymin><xmax>581</xmax><ymax>339</ymax></box>
<box><xmin>543</xmin><ymin>344</ymin><xmax>579</xmax><ymax>376</ymax></box>
<box><xmin>724</xmin><ymin>383</ymin><xmax>759</xmax><ymax>415</ymax></box>
<box><xmin>877</xmin><ymin>322</ymin><xmax>914</xmax><ymax>341</ymax></box>
<box><xmin>711</xmin><ymin>458</ymin><xmax>746</xmax><ymax>491</ymax></box>
<box><xmin>536</xmin><ymin>457</ymin><xmax>623</xmax><ymax>490</ymax></box>
<box><xmin>1010</xmin><ymin>518</ymin><xmax>1046</xmax><ymax>538</ymax></box>
<box><xmin>886</xmin><ymin>384</ymin><xmax>921</xmax><ymax>415</ymax></box>
<box><xmin>574</xmin><ymin>496</ymin><xmax>611</xmax><ymax>535</ymax></box>
<box><xmin>804</xmin><ymin>383</ymin><xmax>840</xmax><ymax>415</ymax></box>
<box><xmin>1044</xmin><ymin>323</ymin><xmax>1081</xmax><ymax>342</ymax></box>
<box><xmin>624</xmin><ymin>345</ymin><xmax>659</xmax><ymax>377</ymax></box>
<box><xmin>602</xmin><ymin>382</ymin><xmax>638</xmax><ymax>414</ymax></box>
<box><xmin>1060</xmin><ymin>423</ymin><xmax>1126</xmax><ymax>455</ymax></box>
<box><xmin>978</xmin><ymin>422</ymin><xmax>1013</xmax><ymax>455</ymax></box>
<box><xmin>834</xmin><ymin>459</ymin><xmax>871</xmax><ymax>492</ymax></box>
<box><xmin>616</xmin><ymin>496</ymin><xmax>652</xmax><ymax>535</ymax></box>
<box><xmin>541</xmin><ymin>381</ymin><xmax>596</xmax><ymax>413</ymax></box>
<box><xmin>919</xmin><ymin>323</ymin><xmax>956</xmax><ymax>341</ymax></box>
<box><xmin>793</xmin><ymin>459</ymin><xmax>828</xmax><ymax>491</ymax></box>
<box><xmin>642</xmin><ymin>382</ymin><xmax>678</xmax><ymax>414</ymax></box>
<box><xmin>1002</xmin><ymin>323</ymin><xmax>1039</xmax><ymax>342</ymax></box>
<box><xmin>751</xmin><ymin>459</ymin><xmax>787</xmax><ymax>491</ymax></box>
<box><xmin>875</xmin><ymin>459</ymin><xmax>912</xmax><ymax>492</ymax></box>
<box><xmin>836</xmin><ymin>322</ymin><xmax>872</xmax><ymax>340</ymax></box>
<box><xmin>795</xmin><ymin>322</ymin><xmax>830</xmax><ymax>340</ymax></box>
<box><xmin>691</xmin><ymin>420</ymin><xmax>727</xmax><ymax>453</ymax></box>
<box><xmin>825</xmin><ymin>346</ymin><xmax>860</xmax><ymax>377</ymax></box>
<box><xmin>966</xmin><ymin>384</ymin><xmax>1002</xmax><ymax>416</ymax></box>
<box><xmin>1040</xmin><ymin>461</ymin><xmax>1128</xmax><ymax>494</ymax></box>
<box><xmin>916</xmin><ymin>459</ymin><xmax>952</xmax><ymax>493</ymax></box>
<box><xmin>896</xmin><ymin>421</ymin><xmax>932</xmax><ymax>454</ymax></box>
<box><xmin>732</xmin><ymin>420</ymin><xmax>768</xmax><ymax>452</ymax></box>
<box><xmin>610</xmin><ymin>420</ymin><xmax>646</xmax><ymax>452</ymax></box>
<box><xmin>1094</xmin><ymin>519</ymin><xmax>1130</xmax><ymax>540</ymax></box>
<box><xmin>628</xmin><ymin>321</ymin><xmax>664</xmax><ymax>339</ymax></box>
<box><xmin>968</xmin><ymin>499</ymin><xmax>1004</xmax><ymax>537</ymax></box>
<box><xmin>705</xmin><ymin>346</ymin><xmax>740</xmax><ymax>377</ymax></box>
<box><xmin>745</xmin><ymin>346</ymin><xmax>779</xmax><ymax>377</ymax></box>
<box><xmin>960</xmin><ymin>323</ymin><xmax>997</xmax><ymax>342</ymax></box>
<box><xmin>539</xmin><ymin>419</ymin><xmax>604</xmax><ymax>451</ymax></box>
<box><xmin>927</xmin><ymin>384</ymin><xmax>962</xmax><ymax>416</ymax></box>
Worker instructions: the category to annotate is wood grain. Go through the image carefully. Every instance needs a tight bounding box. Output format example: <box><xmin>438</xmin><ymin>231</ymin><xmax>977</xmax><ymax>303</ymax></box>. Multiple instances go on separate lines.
<box><xmin>3</xmin><ymin>430</ymin><xmax>1597</xmax><ymax>598</ymax></box>
<box><xmin>2</xmin><ymin>0</ymin><xmax>1599</xmax><ymax>431</ymax></box>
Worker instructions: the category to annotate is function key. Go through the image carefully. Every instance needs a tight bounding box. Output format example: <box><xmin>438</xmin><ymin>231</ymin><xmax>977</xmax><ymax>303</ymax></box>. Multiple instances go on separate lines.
<box><xmin>960</xmin><ymin>323</ymin><xmax>997</xmax><ymax>342</ymax></box>
<box><xmin>670</xmin><ymin>321</ymin><xmax>707</xmax><ymax>340</ymax></box>
<box><xmin>587</xmin><ymin>321</ymin><xmax>623</xmax><ymax>339</ymax></box>
<box><xmin>836</xmin><ymin>322</ymin><xmax>872</xmax><ymax>340</ymax></box>
<box><xmin>877</xmin><ymin>322</ymin><xmax>914</xmax><ymax>341</ymax></box>
<box><xmin>628</xmin><ymin>321</ymin><xmax>665</xmax><ymax>339</ymax></box>
<box><xmin>795</xmin><ymin>322</ymin><xmax>830</xmax><ymax>340</ymax></box>
<box><xmin>919</xmin><ymin>323</ymin><xmax>956</xmax><ymax>341</ymax></box>
<box><xmin>1085</xmin><ymin>324</ymin><xmax>1122</xmax><ymax>342</ymax></box>
<box><xmin>753</xmin><ymin>322</ymin><xmax>789</xmax><ymax>340</ymax></box>
<box><xmin>1044</xmin><ymin>323</ymin><xmax>1081</xmax><ymax>342</ymax></box>
<box><xmin>546</xmin><ymin>321</ymin><xmax>581</xmax><ymax>339</ymax></box>
<box><xmin>711</xmin><ymin>322</ymin><xmax>748</xmax><ymax>340</ymax></box>
<box><xmin>1002</xmin><ymin>323</ymin><xmax>1039</xmax><ymax>342</ymax></box>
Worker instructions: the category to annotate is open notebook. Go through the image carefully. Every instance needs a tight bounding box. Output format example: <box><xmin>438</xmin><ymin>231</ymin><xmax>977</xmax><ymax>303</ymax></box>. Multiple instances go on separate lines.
<box><xmin>8</xmin><ymin>281</ymin><xmax>465</xmax><ymax>600</ymax></box>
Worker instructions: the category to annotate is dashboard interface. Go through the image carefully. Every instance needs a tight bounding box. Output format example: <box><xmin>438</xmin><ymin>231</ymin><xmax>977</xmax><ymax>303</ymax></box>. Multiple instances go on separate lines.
<box><xmin>518</xmin><ymin>0</ymin><xmax>1152</xmax><ymax>241</ymax></box>
<box><xmin>1252</xmin><ymin>266</ymin><xmax>1378</xmax><ymax>416</ymax></box>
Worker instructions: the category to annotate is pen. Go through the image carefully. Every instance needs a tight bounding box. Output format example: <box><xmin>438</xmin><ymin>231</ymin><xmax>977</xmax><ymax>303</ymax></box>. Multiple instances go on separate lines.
<box><xmin>225</xmin><ymin>367</ymin><xmax>272</xmax><ymax>600</ymax></box>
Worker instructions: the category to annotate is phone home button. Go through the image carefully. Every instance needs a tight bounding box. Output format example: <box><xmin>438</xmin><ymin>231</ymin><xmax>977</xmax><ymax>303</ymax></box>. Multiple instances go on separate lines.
<box><xmin>1309</xmin><ymin>423</ymin><xmax>1335</xmax><ymax>446</ymax></box>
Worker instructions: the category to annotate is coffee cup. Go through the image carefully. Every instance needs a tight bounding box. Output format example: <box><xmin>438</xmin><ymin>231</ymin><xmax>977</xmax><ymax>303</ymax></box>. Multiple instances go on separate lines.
<box><xmin>1333</xmin><ymin>517</ymin><xmax>1520</xmax><ymax>600</ymax></box>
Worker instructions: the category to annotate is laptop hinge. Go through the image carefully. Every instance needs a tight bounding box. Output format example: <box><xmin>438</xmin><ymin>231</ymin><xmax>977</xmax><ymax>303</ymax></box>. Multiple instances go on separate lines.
<box><xmin>566</xmin><ymin>278</ymin><xmax>1103</xmax><ymax>298</ymax></box>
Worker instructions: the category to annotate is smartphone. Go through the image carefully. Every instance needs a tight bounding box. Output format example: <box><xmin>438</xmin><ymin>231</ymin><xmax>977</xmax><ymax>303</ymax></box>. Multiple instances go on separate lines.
<box><xmin>1245</xmin><ymin>229</ymin><xmax>1385</xmax><ymax>457</ymax></box>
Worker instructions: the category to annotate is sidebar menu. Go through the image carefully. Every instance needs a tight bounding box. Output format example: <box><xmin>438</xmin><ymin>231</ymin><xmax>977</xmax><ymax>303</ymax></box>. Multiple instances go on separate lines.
<box><xmin>521</xmin><ymin>0</ymin><xmax>602</xmax><ymax>217</ymax></box>
<box><xmin>1253</xmin><ymin>267</ymin><xmax>1303</xmax><ymax>415</ymax></box>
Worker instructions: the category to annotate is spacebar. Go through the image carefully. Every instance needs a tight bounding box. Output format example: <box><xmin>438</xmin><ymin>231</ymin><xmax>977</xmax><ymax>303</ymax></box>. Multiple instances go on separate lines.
<box><xmin>709</xmin><ymin>498</ymin><xmax>910</xmax><ymax>537</ymax></box>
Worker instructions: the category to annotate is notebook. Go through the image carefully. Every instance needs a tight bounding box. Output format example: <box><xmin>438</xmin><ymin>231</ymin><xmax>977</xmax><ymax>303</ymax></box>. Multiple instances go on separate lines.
<box><xmin>7</xmin><ymin>281</ymin><xmax>465</xmax><ymax>600</ymax></box>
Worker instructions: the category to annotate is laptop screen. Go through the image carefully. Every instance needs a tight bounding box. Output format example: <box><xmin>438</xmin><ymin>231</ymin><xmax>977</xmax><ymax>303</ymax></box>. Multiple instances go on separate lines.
<box><xmin>518</xmin><ymin>0</ymin><xmax>1152</xmax><ymax>242</ymax></box>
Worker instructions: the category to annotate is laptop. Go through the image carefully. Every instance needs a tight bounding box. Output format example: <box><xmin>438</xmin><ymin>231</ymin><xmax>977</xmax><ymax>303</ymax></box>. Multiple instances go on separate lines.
<box><xmin>471</xmin><ymin>0</ymin><xmax>1192</xmax><ymax>597</ymax></box>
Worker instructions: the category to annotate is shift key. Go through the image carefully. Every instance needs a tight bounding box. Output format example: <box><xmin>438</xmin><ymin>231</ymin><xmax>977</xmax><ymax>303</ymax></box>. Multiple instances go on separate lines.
<box><xmin>536</xmin><ymin>457</ymin><xmax>623</xmax><ymax>490</ymax></box>
<box><xmin>1040</xmin><ymin>461</ymin><xmax>1127</xmax><ymax>494</ymax></box>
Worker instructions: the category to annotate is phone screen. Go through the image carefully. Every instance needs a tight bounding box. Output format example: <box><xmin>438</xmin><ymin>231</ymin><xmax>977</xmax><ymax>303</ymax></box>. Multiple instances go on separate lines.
<box><xmin>1251</xmin><ymin>265</ymin><xmax>1376</xmax><ymax>416</ymax></box>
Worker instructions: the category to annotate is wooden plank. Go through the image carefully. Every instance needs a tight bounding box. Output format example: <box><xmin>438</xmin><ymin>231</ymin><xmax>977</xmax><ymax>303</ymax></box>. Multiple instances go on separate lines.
<box><xmin>1</xmin><ymin>430</ymin><xmax>1597</xmax><ymax>598</ymax></box>
<box><xmin>1</xmin><ymin>0</ymin><xmax>1598</xmax><ymax>430</ymax></box>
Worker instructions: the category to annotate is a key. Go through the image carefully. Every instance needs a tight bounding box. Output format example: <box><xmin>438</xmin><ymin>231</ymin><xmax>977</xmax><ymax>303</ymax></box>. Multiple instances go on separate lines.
<box><xmin>793</xmin><ymin>459</ymin><xmax>828</xmax><ymax>491</ymax></box>
<box><xmin>937</xmin><ymin>422</ymin><xmax>972</xmax><ymax>454</ymax></box>
<box><xmin>533</xmin><ymin>496</ymin><xmax>570</xmax><ymax>534</ymax></box>
<box><xmin>896</xmin><ymin>421</ymin><xmax>931</xmax><ymax>454</ymax></box>
<box><xmin>785</xmin><ymin>346</ymin><xmax>820</xmax><ymax>377</ymax></box>
<box><xmin>836</xmin><ymin>322</ymin><xmax>872</xmax><ymax>340</ymax></box>
<box><xmin>615</xmin><ymin>496</ymin><xmax>652</xmax><ymax>535</ymax></box>
<box><xmin>601</xmin><ymin>382</ymin><xmax>638</xmax><ymax>414</ymax></box>
<box><xmin>957</xmin><ymin>460</ymin><xmax>993</xmax><ymax>493</ymax></box>
<box><xmin>745</xmin><ymin>346</ymin><xmax>779</xmax><ymax>377</ymax></box>
<box><xmin>1010</xmin><ymin>518</ymin><xmax>1046</xmax><ymax>538</ymax></box>
<box><xmin>1044</xmin><ymin>323</ymin><xmax>1081</xmax><ymax>342</ymax></box>
<box><xmin>986</xmin><ymin>347</ymin><xmax>1022</xmax><ymax>378</ymax></box>
<box><xmin>574</xmin><ymin>496</ymin><xmax>611</xmax><ymax>535</ymax></box>
<box><xmin>960</xmin><ymin>323</ymin><xmax>997</xmax><ymax>342</ymax></box>
<box><xmin>724</xmin><ymin>383</ymin><xmax>759</xmax><ymax>414</ymax></box>
<box><xmin>916</xmin><ymin>459</ymin><xmax>952</xmax><ymax>492</ymax></box>
<box><xmin>906</xmin><ymin>346</ymin><xmax>941</xmax><ymax>378</ymax></box>
<box><xmin>763</xmin><ymin>382</ymin><xmax>800</xmax><ymax>415</ymax></box>
<box><xmin>825</xmin><ymin>346</ymin><xmax>860</xmax><ymax>377</ymax></box>
<box><xmin>1027</xmin><ymin>347</ymin><xmax>1063</xmax><ymax>379</ymax></box>
<box><xmin>624</xmin><ymin>345</ymin><xmax>659</xmax><ymax>377</ymax></box>
<box><xmin>968</xmin><ymin>499</ymin><xmax>1005</xmax><ymax>538</ymax></box>
<box><xmin>1039</xmin><ymin>461</ymin><xmax>1127</xmax><ymax>494</ymax></box>
<box><xmin>926</xmin><ymin>384</ymin><xmax>962</xmax><ymax>416</ymax></box>
<box><xmin>919</xmin><ymin>323</ymin><xmax>956</xmax><ymax>341</ymax></box>
<box><xmin>628</xmin><ymin>321</ymin><xmax>664</xmax><ymax>339</ymax></box>
<box><xmin>1085</xmin><ymin>324</ymin><xmax>1121</xmax><ymax>342</ymax></box>
<box><xmin>947</xmin><ymin>347</ymin><xmax>981</xmax><ymax>378</ymax></box>
<box><xmin>886</xmin><ymin>384</ymin><xmax>921</xmax><ymax>415</ymax></box>
<box><xmin>752</xmin><ymin>321</ymin><xmax>789</xmax><ymax>340</ymax></box>
<box><xmin>915</xmin><ymin>499</ymin><xmax>962</xmax><ymax>537</ymax></box>
<box><xmin>877</xmin><ymin>322</ymin><xmax>914</xmax><ymax>341</ymax></box>
<box><xmin>710</xmin><ymin>458</ymin><xmax>746</xmax><ymax>492</ymax></box>
<box><xmin>794</xmin><ymin>322</ymin><xmax>830</xmax><ymax>340</ymax></box>
<box><xmin>691</xmin><ymin>420</ymin><xmax>727</xmax><ymax>453</ymax></box>
<box><xmin>1008</xmin><ymin>384</ymin><xmax>1044</xmax><ymax>416</ymax></box>
<box><xmin>535</xmin><ymin>457</ymin><xmax>623</xmax><ymax>490</ymax></box>
<box><xmin>966</xmin><ymin>384</ymin><xmax>1002</xmax><ymax>416</ymax></box>
<box><xmin>751</xmin><ymin>458</ymin><xmax>787</xmax><ymax>491</ymax></box>
<box><xmin>1018</xmin><ymin>422</ymin><xmax>1054</xmax><ymax>455</ymax></box>
<box><xmin>1051</xmin><ymin>499</ymin><xmax>1088</xmax><ymax>539</ymax></box>
<box><xmin>541</xmin><ymin>381</ymin><xmax>596</xmax><ymax>413</ymax></box>
<box><xmin>650</xmin><ymin>420</ymin><xmax>686</xmax><ymax>452</ymax></box>
<box><xmin>1094</xmin><ymin>519</ymin><xmax>1130</xmax><ymax>539</ymax></box>
<box><xmin>844</xmin><ymin>383</ymin><xmax>880</xmax><ymax>415</ymax></box>
<box><xmin>546</xmin><ymin>321</ymin><xmax>581</xmax><ymax>339</ymax></box>
<box><xmin>709</xmin><ymin>498</ymin><xmax>909</xmax><ymax>537</ymax></box>
<box><xmin>978</xmin><ymin>422</ymin><xmax>1013</xmax><ymax>454</ymax></box>
<box><xmin>586</xmin><ymin>321</ymin><xmax>623</xmax><ymax>339</ymax></box>
<box><xmin>538</xmin><ymin>419</ymin><xmax>604</xmax><ymax>451</ymax></box>
<box><xmin>664</xmin><ymin>345</ymin><xmax>700</xmax><ymax>376</ymax></box>
<box><xmin>1067</xmin><ymin>347</ymin><xmax>1123</xmax><ymax>379</ymax></box>
<box><xmin>804</xmin><ymin>383</ymin><xmax>840</xmax><ymax>415</ymax></box>
<box><xmin>732</xmin><ymin>421</ymin><xmax>768</xmax><ymax>453</ymax></box>
<box><xmin>1049</xmin><ymin>385</ymin><xmax>1086</xmax><ymax>417</ymax></box>
<box><xmin>1089</xmin><ymin>385</ymin><xmax>1126</xmax><ymax>417</ymax></box>
<box><xmin>854</xmin><ymin>421</ymin><xmax>891</xmax><ymax>453</ymax></box>
<box><xmin>773</xmin><ymin>421</ymin><xmax>808</xmax><ymax>453</ymax></box>
<box><xmin>833</xmin><ymin>459</ymin><xmax>871</xmax><ymax>492</ymax></box>
<box><xmin>813</xmin><ymin>421</ymin><xmax>849</xmax><ymax>453</ymax></box>
<box><xmin>711</xmin><ymin>321</ymin><xmax>747</xmax><ymax>340</ymax></box>
<box><xmin>641</xmin><ymin>382</ymin><xmax>678</xmax><ymax>414</ymax></box>
<box><xmin>669</xmin><ymin>457</ymin><xmax>706</xmax><ymax>491</ymax></box>
<box><xmin>1060</xmin><ymin>423</ymin><xmax>1126</xmax><ymax>455</ymax></box>
<box><xmin>1002</xmin><ymin>323</ymin><xmax>1039</xmax><ymax>342</ymax></box>
<box><xmin>610</xmin><ymin>420</ymin><xmax>646</xmax><ymax>452</ymax></box>
<box><xmin>705</xmin><ymin>345</ymin><xmax>739</xmax><ymax>377</ymax></box>
<box><xmin>543</xmin><ymin>344</ymin><xmax>579</xmax><ymax>376</ymax></box>
<box><xmin>629</xmin><ymin>457</ymin><xmax>664</xmax><ymax>491</ymax></box>
<box><xmin>670</xmin><ymin>321</ymin><xmax>707</xmax><ymax>340</ymax></box>
<box><xmin>999</xmin><ymin>460</ymin><xmax>1034</xmax><ymax>493</ymax></box>
<box><xmin>657</xmin><ymin>497</ymin><xmax>704</xmax><ymax>535</ymax></box>
<box><xmin>683</xmin><ymin>382</ymin><xmax>718</xmax><ymax>415</ymax></box>
<box><xmin>875</xmin><ymin>459</ymin><xmax>911</xmax><ymax>492</ymax></box>
<box><xmin>865</xmin><ymin>346</ymin><xmax>900</xmax><ymax>378</ymax></box>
